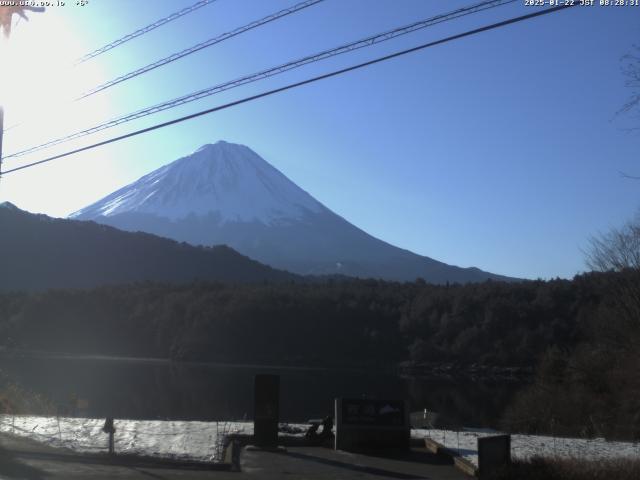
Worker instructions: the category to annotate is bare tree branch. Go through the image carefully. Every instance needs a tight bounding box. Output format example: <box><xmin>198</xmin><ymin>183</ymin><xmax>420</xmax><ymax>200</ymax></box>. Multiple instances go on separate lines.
<box><xmin>616</xmin><ymin>44</ymin><xmax>640</xmax><ymax>122</ymax></box>
<box><xmin>586</xmin><ymin>216</ymin><xmax>640</xmax><ymax>272</ymax></box>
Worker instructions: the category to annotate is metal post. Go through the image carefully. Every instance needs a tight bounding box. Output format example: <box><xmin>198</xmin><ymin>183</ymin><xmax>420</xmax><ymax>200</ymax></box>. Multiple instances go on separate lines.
<box><xmin>103</xmin><ymin>417</ymin><xmax>115</xmax><ymax>455</ymax></box>
<box><xmin>108</xmin><ymin>430</ymin><xmax>114</xmax><ymax>455</ymax></box>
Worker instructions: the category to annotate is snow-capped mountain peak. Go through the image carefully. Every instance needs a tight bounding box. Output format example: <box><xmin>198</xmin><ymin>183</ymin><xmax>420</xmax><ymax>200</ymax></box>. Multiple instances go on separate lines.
<box><xmin>70</xmin><ymin>140</ymin><xmax>513</xmax><ymax>283</ymax></box>
<box><xmin>71</xmin><ymin>141</ymin><xmax>324</xmax><ymax>224</ymax></box>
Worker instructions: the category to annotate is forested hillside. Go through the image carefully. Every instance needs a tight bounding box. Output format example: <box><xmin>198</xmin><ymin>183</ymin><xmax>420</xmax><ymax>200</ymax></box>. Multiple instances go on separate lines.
<box><xmin>1</xmin><ymin>269</ymin><xmax>638</xmax><ymax>437</ymax></box>
<box><xmin>0</xmin><ymin>271</ymin><xmax>630</xmax><ymax>368</ymax></box>
<box><xmin>0</xmin><ymin>204</ymin><xmax>296</xmax><ymax>291</ymax></box>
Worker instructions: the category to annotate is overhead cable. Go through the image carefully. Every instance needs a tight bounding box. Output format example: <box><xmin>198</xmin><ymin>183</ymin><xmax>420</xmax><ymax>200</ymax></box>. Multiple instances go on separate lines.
<box><xmin>1</xmin><ymin>4</ymin><xmax>577</xmax><ymax>176</ymax></box>
<box><xmin>3</xmin><ymin>0</ymin><xmax>516</xmax><ymax>161</ymax></box>
<box><xmin>77</xmin><ymin>0</ymin><xmax>326</xmax><ymax>99</ymax></box>
<box><xmin>76</xmin><ymin>0</ymin><xmax>218</xmax><ymax>64</ymax></box>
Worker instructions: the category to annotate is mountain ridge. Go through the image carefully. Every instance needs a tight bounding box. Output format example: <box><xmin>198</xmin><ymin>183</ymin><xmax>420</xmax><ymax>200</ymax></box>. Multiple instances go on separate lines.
<box><xmin>71</xmin><ymin>140</ymin><xmax>515</xmax><ymax>284</ymax></box>
<box><xmin>0</xmin><ymin>205</ymin><xmax>297</xmax><ymax>291</ymax></box>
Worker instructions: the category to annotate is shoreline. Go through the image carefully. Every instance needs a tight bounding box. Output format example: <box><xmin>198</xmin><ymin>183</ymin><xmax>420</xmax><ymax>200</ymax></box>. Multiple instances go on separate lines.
<box><xmin>1</xmin><ymin>349</ymin><xmax>533</xmax><ymax>380</ymax></box>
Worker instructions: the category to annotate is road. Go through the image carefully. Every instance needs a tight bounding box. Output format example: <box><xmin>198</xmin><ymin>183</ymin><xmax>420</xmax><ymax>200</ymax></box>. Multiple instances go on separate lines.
<box><xmin>0</xmin><ymin>433</ymin><xmax>469</xmax><ymax>479</ymax></box>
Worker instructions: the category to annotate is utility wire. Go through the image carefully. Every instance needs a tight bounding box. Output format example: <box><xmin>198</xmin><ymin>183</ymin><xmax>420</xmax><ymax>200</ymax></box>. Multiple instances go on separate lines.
<box><xmin>76</xmin><ymin>0</ymin><xmax>218</xmax><ymax>64</ymax></box>
<box><xmin>2</xmin><ymin>0</ymin><xmax>516</xmax><ymax>161</ymax></box>
<box><xmin>2</xmin><ymin>0</ymin><xmax>323</xmax><ymax>133</ymax></box>
<box><xmin>77</xmin><ymin>0</ymin><xmax>325</xmax><ymax>100</ymax></box>
<box><xmin>2</xmin><ymin>4</ymin><xmax>576</xmax><ymax>176</ymax></box>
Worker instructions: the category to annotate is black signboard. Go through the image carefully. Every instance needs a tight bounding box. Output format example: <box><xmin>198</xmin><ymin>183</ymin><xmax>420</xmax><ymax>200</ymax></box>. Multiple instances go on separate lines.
<box><xmin>335</xmin><ymin>398</ymin><xmax>409</xmax><ymax>452</ymax></box>
<box><xmin>341</xmin><ymin>398</ymin><xmax>405</xmax><ymax>427</ymax></box>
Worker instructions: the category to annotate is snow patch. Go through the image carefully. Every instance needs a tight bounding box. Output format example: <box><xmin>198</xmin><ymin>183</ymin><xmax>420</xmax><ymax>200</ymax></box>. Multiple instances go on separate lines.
<box><xmin>412</xmin><ymin>428</ymin><xmax>640</xmax><ymax>467</ymax></box>
<box><xmin>2</xmin><ymin>416</ymin><xmax>639</xmax><ymax>466</ymax></box>
<box><xmin>0</xmin><ymin>415</ymin><xmax>306</xmax><ymax>463</ymax></box>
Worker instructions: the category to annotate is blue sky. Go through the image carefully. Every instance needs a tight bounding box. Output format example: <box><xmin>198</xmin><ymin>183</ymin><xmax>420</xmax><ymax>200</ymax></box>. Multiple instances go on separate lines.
<box><xmin>0</xmin><ymin>0</ymin><xmax>638</xmax><ymax>280</ymax></box>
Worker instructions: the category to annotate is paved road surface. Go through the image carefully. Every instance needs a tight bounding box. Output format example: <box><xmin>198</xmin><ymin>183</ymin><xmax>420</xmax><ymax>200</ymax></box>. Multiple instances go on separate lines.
<box><xmin>0</xmin><ymin>433</ymin><xmax>469</xmax><ymax>479</ymax></box>
<box><xmin>241</xmin><ymin>445</ymin><xmax>469</xmax><ymax>479</ymax></box>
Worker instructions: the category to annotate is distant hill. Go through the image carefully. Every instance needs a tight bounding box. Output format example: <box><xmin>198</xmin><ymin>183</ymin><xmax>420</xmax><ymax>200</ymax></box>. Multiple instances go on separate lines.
<box><xmin>71</xmin><ymin>141</ymin><xmax>516</xmax><ymax>284</ymax></box>
<box><xmin>0</xmin><ymin>202</ymin><xmax>296</xmax><ymax>291</ymax></box>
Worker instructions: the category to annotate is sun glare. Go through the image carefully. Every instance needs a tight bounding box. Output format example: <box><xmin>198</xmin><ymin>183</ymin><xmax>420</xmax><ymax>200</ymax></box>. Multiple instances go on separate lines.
<box><xmin>0</xmin><ymin>7</ymin><xmax>110</xmax><ymax>152</ymax></box>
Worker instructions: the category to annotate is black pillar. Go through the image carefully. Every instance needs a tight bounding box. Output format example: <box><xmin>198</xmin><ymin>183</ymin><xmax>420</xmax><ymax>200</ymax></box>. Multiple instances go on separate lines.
<box><xmin>254</xmin><ymin>374</ymin><xmax>279</xmax><ymax>447</ymax></box>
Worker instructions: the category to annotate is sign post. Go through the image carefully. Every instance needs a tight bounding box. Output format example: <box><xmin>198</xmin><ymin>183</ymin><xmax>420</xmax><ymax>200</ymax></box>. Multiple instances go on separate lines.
<box><xmin>102</xmin><ymin>417</ymin><xmax>116</xmax><ymax>455</ymax></box>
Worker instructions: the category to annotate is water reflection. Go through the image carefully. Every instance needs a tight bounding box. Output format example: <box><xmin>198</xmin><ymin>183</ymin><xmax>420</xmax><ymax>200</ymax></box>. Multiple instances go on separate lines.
<box><xmin>1</xmin><ymin>355</ymin><xmax>524</xmax><ymax>428</ymax></box>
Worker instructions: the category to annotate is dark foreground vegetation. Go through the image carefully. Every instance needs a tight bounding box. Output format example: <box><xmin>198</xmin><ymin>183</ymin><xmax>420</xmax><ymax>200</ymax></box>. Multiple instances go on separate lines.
<box><xmin>0</xmin><ymin>369</ymin><xmax>52</xmax><ymax>415</ymax></box>
<box><xmin>488</xmin><ymin>457</ymin><xmax>640</xmax><ymax>480</ymax></box>
<box><xmin>502</xmin><ymin>268</ymin><xmax>640</xmax><ymax>440</ymax></box>
<box><xmin>0</xmin><ymin>267</ymin><xmax>638</xmax><ymax>438</ymax></box>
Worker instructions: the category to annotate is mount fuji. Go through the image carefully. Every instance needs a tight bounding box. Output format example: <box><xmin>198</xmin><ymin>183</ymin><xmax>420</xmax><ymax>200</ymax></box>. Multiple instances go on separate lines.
<box><xmin>71</xmin><ymin>141</ymin><xmax>512</xmax><ymax>283</ymax></box>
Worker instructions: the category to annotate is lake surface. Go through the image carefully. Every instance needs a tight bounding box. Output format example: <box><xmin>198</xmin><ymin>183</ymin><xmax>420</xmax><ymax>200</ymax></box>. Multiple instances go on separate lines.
<box><xmin>1</xmin><ymin>355</ymin><xmax>524</xmax><ymax>429</ymax></box>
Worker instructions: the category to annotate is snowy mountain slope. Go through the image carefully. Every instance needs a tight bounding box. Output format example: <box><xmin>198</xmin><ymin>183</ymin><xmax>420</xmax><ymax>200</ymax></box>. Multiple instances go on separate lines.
<box><xmin>72</xmin><ymin>142</ymin><xmax>324</xmax><ymax>224</ymax></box>
<box><xmin>71</xmin><ymin>141</ymin><xmax>513</xmax><ymax>283</ymax></box>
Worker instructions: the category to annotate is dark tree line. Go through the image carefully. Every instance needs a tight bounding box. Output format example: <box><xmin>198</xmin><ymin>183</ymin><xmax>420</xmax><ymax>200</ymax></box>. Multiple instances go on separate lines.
<box><xmin>0</xmin><ymin>271</ymin><xmax>629</xmax><ymax>369</ymax></box>
<box><xmin>503</xmin><ymin>268</ymin><xmax>640</xmax><ymax>440</ymax></box>
<box><xmin>1</xmin><ymin>268</ymin><xmax>639</xmax><ymax>437</ymax></box>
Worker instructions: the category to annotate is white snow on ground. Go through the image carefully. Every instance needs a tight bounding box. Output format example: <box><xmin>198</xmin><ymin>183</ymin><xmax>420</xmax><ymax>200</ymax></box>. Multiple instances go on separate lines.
<box><xmin>411</xmin><ymin>428</ymin><xmax>640</xmax><ymax>467</ymax></box>
<box><xmin>0</xmin><ymin>415</ymin><xmax>261</xmax><ymax>463</ymax></box>
<box><xmin>2</xmin><ymin>416</ymin><xmax>639</xmax><ymax>466</ymax></box>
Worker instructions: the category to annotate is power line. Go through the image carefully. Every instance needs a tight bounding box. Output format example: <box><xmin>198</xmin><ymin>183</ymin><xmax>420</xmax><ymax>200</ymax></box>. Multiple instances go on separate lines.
<box><xmin>2</xmin><ymin>0</ymin><xmax>516</xmax><ymax>161</ymax></box>
<box><xmin>75</xmin><ymin>0</ymin><xmax>218</xmax><ymax>64</ymax></box>
<box><xmin>1</xmin><ymin>4</ymin><xmax>576</xmax><ymax>177</ymax></box>
<box><xmin>2</xmin><ymin>0</ymin><xmax>324</xmax><ymax>133</ymax></box>
<box><xmin>77</xmin><ymin>0</ymin><xmax>325</xmax><ymax>100</ymax></box>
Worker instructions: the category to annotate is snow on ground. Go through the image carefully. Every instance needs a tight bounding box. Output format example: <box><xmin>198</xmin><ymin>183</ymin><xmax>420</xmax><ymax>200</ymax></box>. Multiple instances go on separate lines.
<box><xmin>2</xmin><ymin>415</ymin><xmax>639</xmax><ymax>466</ymax></box>
<box><xmin>412</xmin><ymin>428</ymin><xmax>640</xmax><ymax>467</ymax></box>
<box><xmin>0</xmin><ymin>415</ymin><xmax>261</xmax><ymax>462</ymax></box>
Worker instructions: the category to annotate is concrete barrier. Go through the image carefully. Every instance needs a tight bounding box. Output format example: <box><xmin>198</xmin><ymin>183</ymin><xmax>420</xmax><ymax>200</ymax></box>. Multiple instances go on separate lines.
<box><xmin>424</xmin><ymin>437</ymin><xmax>478</xmax><ymax>477</ymax></box>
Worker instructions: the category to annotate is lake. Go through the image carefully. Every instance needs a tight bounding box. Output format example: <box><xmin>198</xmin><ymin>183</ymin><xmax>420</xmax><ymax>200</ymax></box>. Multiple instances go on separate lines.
<box><xmin>1</xmin><ymin>354</ymin><xmax>524</xmax><ymax>428</ymax></box>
